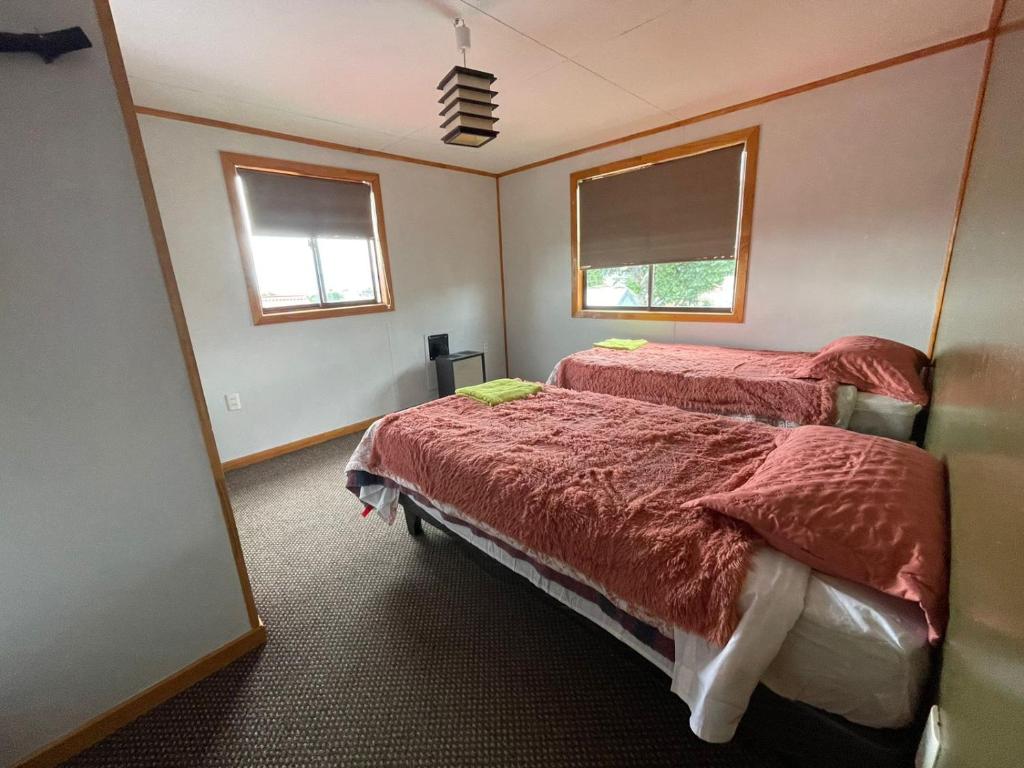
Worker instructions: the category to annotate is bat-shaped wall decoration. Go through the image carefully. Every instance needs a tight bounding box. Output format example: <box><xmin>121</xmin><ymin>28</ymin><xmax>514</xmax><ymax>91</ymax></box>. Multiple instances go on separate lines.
<box><xmin>0</xmin><ymin>27</ymin><xmax>92</xmax><ymax>63</ymax></box>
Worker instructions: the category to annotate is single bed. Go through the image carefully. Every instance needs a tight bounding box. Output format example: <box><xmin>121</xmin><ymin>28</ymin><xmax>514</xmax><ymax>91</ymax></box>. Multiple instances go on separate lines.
<box><xmin>548</xmin><ymin>335</ymin><xmax>930</xmax><ymax>441</ymax></box>
<box><xmin>394</xmin><ymin>494</ymin><xmax>932</xmax><ymax>768</ymax></box>
<box><xmin>345</xmin><ymin>386</ymin><xmax>946</xmax><ymax>761</ymax></box>
<box><xmin>397</xmin><ymin>493</ymin><xmax>930</xmax><ymax>730</ymax></box>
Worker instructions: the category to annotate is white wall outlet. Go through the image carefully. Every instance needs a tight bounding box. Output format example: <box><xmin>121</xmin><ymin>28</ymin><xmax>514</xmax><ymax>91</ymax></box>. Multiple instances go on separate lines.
<box><xmin>916</xmin><ymin>705</ymin><xmax>942</xmax><ymax>768</ymax></box>
<box><xmin>225</xmin><ymin>393</ymin><xmax>242</xmax><ymax>411</ymax></box>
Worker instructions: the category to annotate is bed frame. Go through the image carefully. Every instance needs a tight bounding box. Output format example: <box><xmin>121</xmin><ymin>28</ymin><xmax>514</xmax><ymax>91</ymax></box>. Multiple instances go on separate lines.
<box><xmin>400</xmin><ymin>494</ymin><xmax>931</xmax><ymax>768</ymax></box>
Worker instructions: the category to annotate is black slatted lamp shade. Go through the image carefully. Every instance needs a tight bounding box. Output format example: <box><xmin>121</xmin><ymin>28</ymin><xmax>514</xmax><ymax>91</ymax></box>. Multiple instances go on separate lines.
<box><xmin>437</xmin><ymin>66</ymin><xmax>499</xmax><ymax>147</ymax></box>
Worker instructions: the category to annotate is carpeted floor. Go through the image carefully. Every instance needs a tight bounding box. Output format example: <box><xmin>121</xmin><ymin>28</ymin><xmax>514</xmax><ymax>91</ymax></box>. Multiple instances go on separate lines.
<box><xmin>65</xmin><ymin>433</ymin><xmax>785</xmax><ymax>767</ymax></box>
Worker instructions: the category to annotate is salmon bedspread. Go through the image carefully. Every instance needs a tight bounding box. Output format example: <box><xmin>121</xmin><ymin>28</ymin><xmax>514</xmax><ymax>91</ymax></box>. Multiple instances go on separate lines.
<box><xmin>350</xmin><ymin>388</ymin><xmax>947</xmax><ymax>646</ymax></box>
<box><xmin>551</xmin><ymin>343</ymin><xmax>838</xmax><ymax>426</ymax></box>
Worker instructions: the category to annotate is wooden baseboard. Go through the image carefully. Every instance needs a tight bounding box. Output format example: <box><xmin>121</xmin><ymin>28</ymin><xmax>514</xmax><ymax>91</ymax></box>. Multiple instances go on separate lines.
<box><xmin>15</xmin><ymin>623</ymin><xmax>267</xmax><ymax>768</ymax></box>
<box><xmin>222</xmin><ymin>415</ymin><xmax>382</xmax><ymax>472</ymax></box>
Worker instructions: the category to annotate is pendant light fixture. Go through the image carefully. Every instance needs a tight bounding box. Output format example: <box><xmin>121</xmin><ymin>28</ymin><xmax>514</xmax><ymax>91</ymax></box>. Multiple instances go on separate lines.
<box><xmin>437</xmin><ymin>18</ymin><xmax>499</xmax><ymax>147</ymax></box>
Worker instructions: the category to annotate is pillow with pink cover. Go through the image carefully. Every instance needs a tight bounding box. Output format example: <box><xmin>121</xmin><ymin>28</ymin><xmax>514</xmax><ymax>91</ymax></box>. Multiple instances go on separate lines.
<box><xmin>684</xmin><ymin>425</ymin><xmax>947</xmax><ymax>643</ymax></box>
<box><xmin>800</xmin><ymin>335</ymin><xmax>929</xmax><ymax>405</ymax></box>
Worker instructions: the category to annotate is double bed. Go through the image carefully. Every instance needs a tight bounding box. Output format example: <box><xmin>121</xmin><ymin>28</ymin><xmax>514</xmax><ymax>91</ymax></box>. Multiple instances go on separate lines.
<box><xmin>548</xmin><ymin>335</ymin><xmax>930</xmax><ymax>441</ymax></box>
<box><xmin>346</xmin><ymin>385</ymin><xmax>946</xmax><ymax>765</ymax></box>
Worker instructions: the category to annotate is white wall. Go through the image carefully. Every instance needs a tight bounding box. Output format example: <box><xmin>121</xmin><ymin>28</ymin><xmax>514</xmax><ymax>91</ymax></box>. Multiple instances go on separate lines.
<box><xmin>0</xmin><ymin>2</ymin><xmax>252</xmax><ymax>765</ymax></box>
<box><xmin>139</xmin><ymin>118</ymin><xmax>506</xmax><ymax>462</ymax></box>
<box><xmin>498</xmin><ymin>43</ymin><xmax>986</xmax><ymax>381</ymax></box>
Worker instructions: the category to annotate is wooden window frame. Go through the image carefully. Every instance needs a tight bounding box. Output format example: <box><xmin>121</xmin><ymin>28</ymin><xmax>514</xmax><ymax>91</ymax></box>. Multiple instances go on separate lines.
<box><xmin>221</xmin><ymin>152</ymin><xmax>396</xmax><ymax>325</ymax></box>
<box><xmin>570</xmin><ymin>125</ymin><xmax>759</xmax><ymax>323</ymax></box>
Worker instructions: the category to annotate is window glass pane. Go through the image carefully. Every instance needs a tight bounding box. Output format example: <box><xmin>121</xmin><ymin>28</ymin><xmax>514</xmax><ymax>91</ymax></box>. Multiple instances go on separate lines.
<box><xmin>651</xmin><ymin>259</ymin><xmax>736</xmax><ymax>309</ymax></box>
<box><xmin>584</xmin><ymin>265</ymin><xmax>650</xmax><ymax>308</ymax></box>
<box><xmin>317</xmin><ymin>238</ymin><xmax>379</xmax><ymax>304</ymax></box>
<box><xmin>250</xmin><ymin>235</ymin><xmax>320</xmax><ymax>309</ymax></box>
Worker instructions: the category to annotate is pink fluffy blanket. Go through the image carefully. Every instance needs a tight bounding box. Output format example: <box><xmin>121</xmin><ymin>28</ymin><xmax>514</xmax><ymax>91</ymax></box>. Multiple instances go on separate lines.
<box><xmin>553</xmin><ymin>343</ymin><xmax>838</xmax><ymax>425</ymax></box>
<box><xmin>360</xmin><ymin>388</ymin><xmax>947</xmax><ymax>645</ymax></box>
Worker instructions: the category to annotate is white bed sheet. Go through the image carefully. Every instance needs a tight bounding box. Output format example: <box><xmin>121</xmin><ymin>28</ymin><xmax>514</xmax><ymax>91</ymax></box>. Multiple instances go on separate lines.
<box><xmin>347</xmin><ymin>425</ymin><xmax>929</xmax><ymax>742</ymax></box>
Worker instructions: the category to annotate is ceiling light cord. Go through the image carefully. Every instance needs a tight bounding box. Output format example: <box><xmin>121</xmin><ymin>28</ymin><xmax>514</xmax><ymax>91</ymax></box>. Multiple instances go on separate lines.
<box><xmin>454</xmin><ymin>17</ymin><xmax>469</xmax><ymax>66</ymax></box>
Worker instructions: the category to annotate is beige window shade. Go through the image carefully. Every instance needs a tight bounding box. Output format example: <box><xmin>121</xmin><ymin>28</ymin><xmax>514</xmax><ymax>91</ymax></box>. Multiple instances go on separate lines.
<box><xmin>239</xmin><ymin>169</ymin><xmax>375</xmax><ymax>239</ymax></box>
<box><xmin>578</xmin><ymin>143</ymin><xmax>744</xmax><ymax>270</ymax></box>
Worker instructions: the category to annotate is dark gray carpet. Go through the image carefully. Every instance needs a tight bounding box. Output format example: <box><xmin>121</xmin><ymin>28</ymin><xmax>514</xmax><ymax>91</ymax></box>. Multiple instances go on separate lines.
<box><xmin>65</xmin><ymin>433</ymin><xmax>784</xmax><ymax>767</ymax></box>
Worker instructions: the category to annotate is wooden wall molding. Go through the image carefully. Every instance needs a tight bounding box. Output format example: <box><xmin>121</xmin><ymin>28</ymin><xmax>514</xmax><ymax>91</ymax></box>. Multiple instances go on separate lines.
<box><xmin>133</xmin><ymin>28</ymin><xmax>999</xmax><ymax>184</ymax></box>
<box><xmin>222</xmin><ymin>415</ymin><xmax>382</xmax><ymax>472</ymax></box>
<box><xmin>497</xmin><ymin>29</ymin><xmax>993</xmax><ymax>178</ymax></box>
<box><xmin>14</xmin><ymin>624</ymin><xmax>267</xmax><ymax>768</ymax></box>
<box><xmin>989</xmin><ymin>0</ymin><xmax>1008</xmax><ymax>29</ymax></box>
<box><xmin>135</xmin><ymin>105</ymin><xmax>499</xmax><ymax>179</ymax></box>
<box><xmin>494</xmin><ymin>177</ymin><xmax>511</xmax><ymax>377</ymax></box>
<box><xmin>928</xmin><ymin>0</ymin><xmax>1005</xmax><ymax>356</ymax></box>
<box><xmin>96</xmin><ymin>0</ymin><xmax>260</xmax><ymax>628</ymax></box>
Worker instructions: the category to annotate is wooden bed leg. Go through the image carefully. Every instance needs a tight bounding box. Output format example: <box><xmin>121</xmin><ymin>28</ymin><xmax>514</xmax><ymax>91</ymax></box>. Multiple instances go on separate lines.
<box><xmin>404</xmin><ymin>509</ymin><xmax>423</xmax><ymax>536</ymax></box>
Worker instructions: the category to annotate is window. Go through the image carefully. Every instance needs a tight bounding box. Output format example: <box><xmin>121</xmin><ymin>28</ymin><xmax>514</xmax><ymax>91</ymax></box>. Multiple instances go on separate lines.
<box><xmin>571</xmin><ymin>126</ymin><xmax>758</xmax><ymax>322</ymax></box>
<box><xmin>221</xmin><ymin>153</ymin><xmax>395</xmax><ymax>324</ymax></box>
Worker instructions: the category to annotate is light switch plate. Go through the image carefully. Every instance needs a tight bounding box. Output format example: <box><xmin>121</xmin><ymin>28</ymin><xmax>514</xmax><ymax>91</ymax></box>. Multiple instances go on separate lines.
<box><xmin>225</xmin><ymin>393</ymin><xmax>242</xmax><ymax>411</ymax></box>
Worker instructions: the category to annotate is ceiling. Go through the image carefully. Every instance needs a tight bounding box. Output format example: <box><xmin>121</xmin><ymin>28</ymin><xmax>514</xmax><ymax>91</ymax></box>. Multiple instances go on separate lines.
<box><xmin>109</xmin><ymin>0</ymin><xmax>992</xmax><ymax>174</ymax></box>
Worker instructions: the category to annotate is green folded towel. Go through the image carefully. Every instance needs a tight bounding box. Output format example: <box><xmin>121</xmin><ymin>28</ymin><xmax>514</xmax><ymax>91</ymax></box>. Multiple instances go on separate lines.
<box><xmin>456</xmin><ymin>378</ymin><xmax>542</xmax><ymax>406</ymax></box>
<box><xmin>594</xmin><ymin>338</ymin><xmax>648</xmax><ymax>351</ymax></box>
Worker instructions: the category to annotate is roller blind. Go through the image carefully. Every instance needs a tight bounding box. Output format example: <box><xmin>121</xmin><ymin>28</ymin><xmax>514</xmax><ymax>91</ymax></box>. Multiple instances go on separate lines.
<box><xmin>578</xmin><ymin>144</ymin><xmax>744</xmax><ymax>270</ymax></box>
<box><xmin>238</xmin><ymin>169</ymin><xmax>375</xmax><ymax>239</ymax></box>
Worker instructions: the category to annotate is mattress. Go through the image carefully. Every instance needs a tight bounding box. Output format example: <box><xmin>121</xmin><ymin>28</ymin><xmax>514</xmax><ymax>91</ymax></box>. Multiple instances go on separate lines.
<box><xmin>403</xmin><ymin>493</ymin><xmax>929</xmax><ymax>732</ymax></box>
<box><xmin>762</xmin><ymin>574</ymin><xmax>930</xmax><ymax>728</ymax></box>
